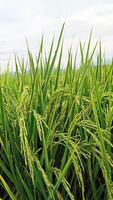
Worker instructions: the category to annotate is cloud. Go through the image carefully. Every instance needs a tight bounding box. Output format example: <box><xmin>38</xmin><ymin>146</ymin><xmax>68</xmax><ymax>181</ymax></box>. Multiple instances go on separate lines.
<box><xmin>0</xmin><ymin>1</ymin><xmax>113</xmax><ymax>69</ymax></box>
<box><xmin>65</xmin><ymin>3</ymin><xmax>113</xmax><ymax>52</ymax></box>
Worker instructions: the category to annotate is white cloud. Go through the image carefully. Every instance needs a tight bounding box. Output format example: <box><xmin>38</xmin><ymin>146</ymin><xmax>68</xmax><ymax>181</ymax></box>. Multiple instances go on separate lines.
<box><xmin>65</xmin><ymin>3</ymin><xmax>113</xmax><ymax>56</ymax></box>
<box><xmin>0</xmin><ymin>1</ymin><xmax>113</xmax><ymax>69</ymax></box>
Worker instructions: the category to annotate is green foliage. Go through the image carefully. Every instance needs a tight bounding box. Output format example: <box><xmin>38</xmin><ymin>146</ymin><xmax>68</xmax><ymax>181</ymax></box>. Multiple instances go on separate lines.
<box><xmin>0</xmin><ymin>25</ymin><xmax>113</xmax><ymax>200</ymax></box>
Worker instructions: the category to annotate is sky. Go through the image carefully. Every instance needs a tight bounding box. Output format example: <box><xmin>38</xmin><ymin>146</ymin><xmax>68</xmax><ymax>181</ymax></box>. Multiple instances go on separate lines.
<box><xmin>0</xmin><ymin>0</ymin><xmax>113</xmax><ymax>70</ymax></box>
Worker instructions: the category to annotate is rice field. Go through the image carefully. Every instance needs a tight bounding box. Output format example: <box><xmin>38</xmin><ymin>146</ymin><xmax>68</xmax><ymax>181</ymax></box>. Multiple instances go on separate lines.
<box><xmin>1</xmin><ymin>24</ymin><xmax>113</xmax><ymax>200</ymax></box>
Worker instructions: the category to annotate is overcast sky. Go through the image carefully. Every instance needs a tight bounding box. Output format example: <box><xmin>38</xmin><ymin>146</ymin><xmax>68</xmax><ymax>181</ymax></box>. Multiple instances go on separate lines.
<box><xmin>0</xmin><ymin>0</ymin><xmax>113</xmax><ymax>69</ymax></box>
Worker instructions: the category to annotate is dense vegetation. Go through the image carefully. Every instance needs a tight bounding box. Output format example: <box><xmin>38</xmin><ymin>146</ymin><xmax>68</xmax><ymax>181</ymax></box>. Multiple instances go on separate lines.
<box><xmin>1</xmin><ymin>24</ymin><xmax>113</xmax><ymax>200</ymax></box>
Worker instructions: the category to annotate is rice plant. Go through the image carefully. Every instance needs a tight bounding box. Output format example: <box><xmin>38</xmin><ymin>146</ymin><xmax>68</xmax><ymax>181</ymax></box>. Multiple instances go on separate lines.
<box><xmin>0</xmin><ymin>24</ymin><xmax>113</xmax><ymax>200</ymax></box>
